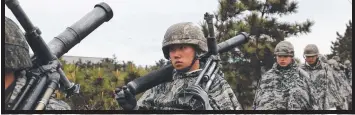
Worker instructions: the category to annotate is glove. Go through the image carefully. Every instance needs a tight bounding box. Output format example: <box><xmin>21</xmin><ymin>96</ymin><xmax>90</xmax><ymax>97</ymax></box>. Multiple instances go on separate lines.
<box><xmin>178</xmin><ymin>85</ymin><xmax>213</xmax><ymax>110</ymax></box>
<box><xmin>115</xmin><ymin>86</ymin><xmax>137</xmax><ymax>110</ymax></box>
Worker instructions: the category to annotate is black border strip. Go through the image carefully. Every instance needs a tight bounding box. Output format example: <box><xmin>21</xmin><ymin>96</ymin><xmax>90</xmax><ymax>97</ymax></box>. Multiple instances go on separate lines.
<box><xmin>2</xmin><ymin>0</ymin><xmax>7</xmax><ymax>112</ymax></box>
<box><xmin>2</xmin><ymin>110</ymin><xmax>354</xmax><ymax>114</ymax></box>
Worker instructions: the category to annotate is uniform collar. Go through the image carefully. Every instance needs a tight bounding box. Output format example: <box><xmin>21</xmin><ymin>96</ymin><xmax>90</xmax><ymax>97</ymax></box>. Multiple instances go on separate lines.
<box><xmin>172</xmin><ymin>69</ymin><xmax>202</xmax><ymax>80</ymax></box>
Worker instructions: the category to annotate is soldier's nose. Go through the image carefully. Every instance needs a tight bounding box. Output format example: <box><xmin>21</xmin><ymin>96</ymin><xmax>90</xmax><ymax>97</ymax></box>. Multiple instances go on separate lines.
<box><xmin>173</xmin><ymin>54</ymin><xmax>181</xmax><ymax>59</ymax></box>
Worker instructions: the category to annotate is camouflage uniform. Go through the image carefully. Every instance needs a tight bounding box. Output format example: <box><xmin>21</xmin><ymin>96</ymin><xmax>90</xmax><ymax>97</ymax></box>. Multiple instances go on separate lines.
<box><xmin>253</xmin><ymin>41</ymin><xmax>317</xmax><ymax>110</ymax></box>
<box><xmin>136</xmin><ymin>69</ymin><xmax>241</xmax><ymax>110</ymax></box>
<box><xmin>319</xmin><ymin>55</ymin><xmax>328</xmax><ymax>63</ymax></box>
<box><xmin>328</xmin><ymin>59</ymin><xmax>352</xmax><ymax>110</ymax></box>
<box><xmin>332</xmin><ymin>56</ymin><xmax>349</xmax><ymax>81</ymax></box>
<box><xmin>300</xmin><ymin>44</ymin><xmax>340</xmax><ymax>110</ymax></box>
<box><xmin>344</xmin><ymin>60</ymin><xmax>352</xmax><ymax>110</ymax></box>
<box><xmin>135</xmin><ymin>22</ymin><xmax>241</xmax><ymax>110</ymax></box>
<box><xmin>4</xmin><ymin>17</ymin><xmax>70</xmax><ymax>110</ymax></box>
<box><xmin>344</xmin><ymin>60</ymin><xmax>352</xmax><ymax>86</ymax></box>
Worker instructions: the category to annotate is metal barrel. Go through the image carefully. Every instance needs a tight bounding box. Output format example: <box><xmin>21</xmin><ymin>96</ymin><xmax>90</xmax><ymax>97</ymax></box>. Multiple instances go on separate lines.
<box><xmin>217</xmin><ymin>32</ymin><xmax>249</xmax><ymax>53</ymax></box>
<box><xmin>126</xmin><ymin>32</ymin><xmax>249</xmax><ymax>95</ymax></box>
<box><xmin>6</xmin><ymin>0</ymin><xmax>55</xmax><ymax>64</ymax></box>
<box><xmin>6</xmin><ymin>0</ymin><xmax>113</xmax><ymax>110</ymax></box>
<box><xmin>47</xmin><ymin>2</ymin><xmax>113</xmax><ymax>90</ymax></box>
<box><xmin>48</xmin><ymin>2</ymin><xmax>113</xmax><ymax>58</ymax></box>
<box><xmin>19</xmin><ymin>76</ymin><xmax>48</xmax><ymax>110</ymax></box>
<box><xmin>48</xmin><ymin>2</ymin><xmax>113</xmax><ymax>90</ymax></box>
<box><xmin>127</xmin><ymin>64</ymin><xmax>174</xmax><ymax>94</ymax></box>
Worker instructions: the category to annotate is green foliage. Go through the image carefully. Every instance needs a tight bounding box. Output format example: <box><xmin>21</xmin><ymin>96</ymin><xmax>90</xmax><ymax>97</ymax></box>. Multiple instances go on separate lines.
<box><xmin>201</xmin><ymin>0</ymin><xmax>313</xmax><ymax>109</ymax></box>
<box><xmin>56</xmin><ymin>55</ymin><xmax>159</xmax><ymax>110</ymax></box>
<box><xmin>328</xmin><ymin>20</ymin><xmax>352</xmax><ymax>62</ymax></box>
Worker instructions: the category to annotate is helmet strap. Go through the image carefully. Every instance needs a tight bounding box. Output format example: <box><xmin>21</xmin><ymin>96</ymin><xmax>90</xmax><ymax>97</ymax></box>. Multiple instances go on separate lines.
<box><xmin>176</xmin><ymin>52</ymin><xmax>198</xmax><ymax>73</ymax></box>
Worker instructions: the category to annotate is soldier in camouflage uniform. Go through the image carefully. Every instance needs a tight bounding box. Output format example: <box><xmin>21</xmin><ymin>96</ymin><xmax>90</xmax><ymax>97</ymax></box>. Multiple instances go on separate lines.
<box><xmin>330</xmin><ymin>57</ymin><xmax>351</xmax><ymax>87</ymax></box>
<box><xmin>332</xmin><ymin>56</ymin><xmax>347</xmax><ymax>73</ymax></box>
<box><xmin>328</xmin><ymin>59</ymin><xmax>352</xmax><ymax>110</ymax></box>
<box><xmin>344</xmin><ymin>60</ymin><xmax>352</xmax><ymax>86</ymax></box>
<box><xmin>300</xmin><ymin>44</ymin><xmax>340</xmax><ymax>110</ymax></box>
<box><xmin>115</xmin><ymin>22</ymin><xmax>241</xmax><ymax>110</ymax></box>
<box><xmin>344</xmin><ymin>60</ymin><xmax>352</xmax><ymax>110</ymax></box>
<box><xmin>253</xmin><ymin>41</ymin><xmax>317</xmax><ymax>110</ymax></box>
<box><xmin>4</xmin><ymin>17</ymin><xmax>71</xmax><ymax>110</ymax></box>
<box><xmin>319</xmin><ymin>55</ymin><xmax>328</xmax><ymax>64</ymax></box>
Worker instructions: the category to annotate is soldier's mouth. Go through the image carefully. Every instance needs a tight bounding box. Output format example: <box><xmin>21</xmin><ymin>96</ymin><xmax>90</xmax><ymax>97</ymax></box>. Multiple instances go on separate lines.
<box><xmin>175</xmin><ymin>61</ymin><xmax>183</xmax><ymax>65</ymax></box>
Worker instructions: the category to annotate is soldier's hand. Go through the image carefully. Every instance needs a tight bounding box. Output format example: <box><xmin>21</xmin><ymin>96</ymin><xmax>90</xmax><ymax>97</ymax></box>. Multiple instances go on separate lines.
<box><xmin>114</xmin><ymin>86</ymin><xmax>137</xmax><ymax>110</ymax></box>
<box><xmin>182</xmin><ymin>85</ymin><xmax>213</xmax><ymax>110</ymax></box>
<box><xmin>184</xmin><ymin>85</ymin><xmax>207</xmax><ymax>96</ymax></box>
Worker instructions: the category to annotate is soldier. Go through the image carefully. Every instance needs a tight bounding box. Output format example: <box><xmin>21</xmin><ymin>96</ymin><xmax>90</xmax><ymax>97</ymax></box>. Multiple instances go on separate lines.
<box><xmin>344</xmin><ymin>60</ymin><xmax>352</xmax><ymax>86</ymax></box>
<box><xmin>328</xmin><ymin>59</ymin><xmax>352</xmax><ymax>110</ymax></box>
<box><xmin>332</xmin><ymin>56</ymin><xmax>347</xmax><ymax>71</ymax></box>
<box><xmin>344</xmin><ymin>60</ymin><xmax>352</xmax><ymax>69</ymax></box>
<box><xmin>4</xmin><ymin>17</ymin><xmax>71</xmax><ymax>110</ymax></box>
<box><xmin>319</xmin><ymin>54</ymin><xmax>328</xmax><ymax>64</ymax></box>
<box><xmin>332</xmin><ymin>56</ymin><xmax>341</xmax><ymax>63</ymax></box>
<box><xmin>115</xmin><ymin>22</ymin><xmax>241</xmax><ymax>110</ymax></box>
<box><xmin>329</xmin><ymin>57</ymin><xmax>350</xmax><ymax>85</ymax></box>
<box><xmin>344</xmin><ymin>60</ymin><xmax>352</xmax><ymax>110</ymax></box>
<box><xmin>300</xmin><ymin>44</ymin><xmax>340</xmax><ymax>110</ymax></box>
<box><xmin>253</xmin><ymin>41</ymin><xmax>317</xmax><ymax>110</ymax></box>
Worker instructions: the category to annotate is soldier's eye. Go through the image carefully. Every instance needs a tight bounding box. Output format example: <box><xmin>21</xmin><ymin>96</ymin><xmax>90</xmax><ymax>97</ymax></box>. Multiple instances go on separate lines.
<box><xmin>169</xmin><ymin>47</ymin><xmax>176</xmax><ymax>52</ymax></box>
<box><xmin>178</xmin><ymin>46</ymin><xmax>186</xmax><ymax>50</ymax></box>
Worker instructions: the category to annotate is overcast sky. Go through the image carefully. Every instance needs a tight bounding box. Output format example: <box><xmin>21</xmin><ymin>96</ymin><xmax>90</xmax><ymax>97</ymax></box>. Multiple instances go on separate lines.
<box><xmin>4</xmin><ymin>0</ymin><xmax>352</xmax><ymax>66</ymax></box>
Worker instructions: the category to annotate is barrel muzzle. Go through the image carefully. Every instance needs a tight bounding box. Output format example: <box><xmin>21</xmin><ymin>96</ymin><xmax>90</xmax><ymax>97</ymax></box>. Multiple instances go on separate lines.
<box><xmin>95</xmin><ymin>2</ymin><xmax>113</xmax><ymax>22</ymax></box>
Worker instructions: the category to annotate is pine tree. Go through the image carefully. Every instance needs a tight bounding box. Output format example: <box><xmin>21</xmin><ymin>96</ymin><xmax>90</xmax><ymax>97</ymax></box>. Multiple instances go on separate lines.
<box><xmin>59</xmin><ymin>56</ymin><xmax>150</xmax><ymax>110</ymax></box>
<box><xmin>328</xmin><ymin>20</ymin><xmax>352</xmax><ymax>62</ymax></box>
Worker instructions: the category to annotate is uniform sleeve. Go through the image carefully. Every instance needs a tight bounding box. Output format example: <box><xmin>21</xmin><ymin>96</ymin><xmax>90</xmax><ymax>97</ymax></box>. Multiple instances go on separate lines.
<box><xmin>341</xmin><ymin>72</ymin><xmax>352</xmax><ymax>103</ymax></box>
<box><xmin>45</xmin><ymin>94</ymin><xmax>71</xmax><ymax>110</ymax></box>
<box><xmin>252</xmin><ymin>72</ymin><xmax>279</xmax><ymax>110</ymax></box>
<box><xmin>207</xmin><ymin>73</ymin><xmax>242</xmax><ymax>110</ymax></box>
<box><xmin>253</xmin><ymin>69</ymin><xmax>316</xmax><ymax>110</ymax></box>
<box><xmin>289</xmin><ymin>76</ymin><xmax>317</xmax><ymax>110</ymax></box>
<box><xmin>136</xmin><ymin>87</ymin><xmax>155</xmax><ymax>110</ymax></box>
<box><xmin>298</xmin><ymin>69</ymin><xmax>319</xmax><ymax>110</ymax></box>
<box><xmin>325</xmin><ymin>66</ymin><xmax>342</xmax><ymax>108</ymax></box>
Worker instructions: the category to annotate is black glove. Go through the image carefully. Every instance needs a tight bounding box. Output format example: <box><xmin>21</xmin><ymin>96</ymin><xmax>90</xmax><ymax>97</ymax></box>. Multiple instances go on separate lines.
<box><xmin>178</xmin><ymin>85</ymin><xmax>213</xmax><ymax>110</ymax></box>
<box><xmin>115</xmin><ymin>86</ymin><xmax>137</xmax><ymax>110</ymax></box>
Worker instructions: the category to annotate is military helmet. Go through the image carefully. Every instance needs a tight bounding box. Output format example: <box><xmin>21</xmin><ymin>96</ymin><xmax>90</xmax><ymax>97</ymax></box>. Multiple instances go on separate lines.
<box><xmin>5</xmin><ymin>17</ymin><xmax>32</xmax><ymax>72</ymax></box>
<box><xmin>344</xmin><ymin>60</ymin><xmax>351</xmax><ymax>66</ymax></box>
<box><xmin>303</xmin><ymin>44</ymin><xmax>319</xmax><ymax>56</ymax></box>
<box><xmin>274</xmin><ymin>41</ymin><xmax>294</xmax><ymax>56</ymax></box>
<box><xmin>332</xmin><ymin>56</ymin><xmax>341</xmax><ymax>62</ymax></box>
<box><xmin>319</xmin><ymin>54</ymin><xmax>328</xmax><ymax>63</ymax></box>
<box><xmin>162</xmin><ymin>22</ymin><xmax>208</xmax><ymax>59</ymax></box>
<box><xmin>327</xmin><ymin>59</ymin><xmax>339</xmax><ymax>67</ymax></box>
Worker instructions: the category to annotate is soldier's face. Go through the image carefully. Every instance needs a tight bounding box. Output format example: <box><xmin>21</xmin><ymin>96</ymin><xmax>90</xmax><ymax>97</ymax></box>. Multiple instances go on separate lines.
<box><xmin>276</xmin><ymin>55</ymin><xmax>293</xmax><ymax>67</ymax></box>
<box><xmin>169</xmin><ymin>44</ymin><xmax>196</xmax><ymax>70</ymax></box>
<box><xmin>305</xmin><ymin>55</ymin><xmax>318</xmax><ymax>65</ymax></box>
